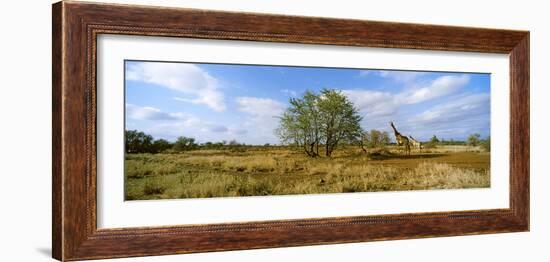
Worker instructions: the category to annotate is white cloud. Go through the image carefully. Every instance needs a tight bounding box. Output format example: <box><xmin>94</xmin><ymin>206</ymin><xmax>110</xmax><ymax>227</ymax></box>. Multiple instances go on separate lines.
<box><xmin>342</xmin><ymin>90</ymin><xmax>398</xmax><ymax>117</ymax></box>
<box><xmin>356</xmin><ymin>93</ymin><xmax>490</xmax><ymax>141</ymax></box>
<box><xmin>229</xmin><ymin>128</ymin><xmax>248</xmax><ymax>135</ymax></box>
<box><xmin>410</xmin><ymin>93</ymin><xmax>489</xmax><ymax>125</ymax></box>
<box><xmin>341</xmin><ymin>74</ymin><xmax>477</xmax><ymax>140</ymax></box>
<box><xmin>126</xmin><ymin>104</ymin><xmax>189</xmax><ymax>121</ymax></box>
<box><xmin>208</xmin><ymin>125</ymin><xmax>229</xmax><ymax>133</ymax></box>
<box><xmin>126</xmin><ymin>103</ymin><xmax>254</xmax><ymax>142</ymax></box>
<box><xmin>236</xmin><ymin>97</ymin><xmax>286</xmax><ymax>144</ymax></box>
<box><xmin>126</xmin><ymin>62</ymin><xmax>226</xmax><ymax>111</ymax></box>
<box><xmin>358</xmin><ymin>70</ymin><xmax>371</xmax><ymax>77</ymax></box>
<box><xmin>368</xmin><ymin>71</ymin><xmax>470</xmax><ymax>104</ymax></box>
<box><xmin>281</xmin><ymin>89</ymin><xmax>298</xmax><ymax>97</ymax></box>
<box><xmin>236</xmin><ymin>97</ymin><xmax>285</xmax><ymax>118</ymax></box>
<box><xmin>343</xmin><ymin>75</ymin><xmax>470</xmax><ymax>119</ymax></box>
<box><xmin>378</xmin><ymin>70</ymin><xmax>427</xmax><ymax>83</ymax></box>
<box><xmin>399</xmin><ymin>75</ymin><xmax>470</xmax><ymax>104</ymax></box>
<box><xmin>145</xmin><ymin>121</ymin><xmax>250</xmax><ymax>142</ymax></box>
<box><xmin>126</xmin><ymin>101</ymin><xmax>256</xmax><ymax>142</ymax></box>
<box><xmin>403</xmin><ymin>93</ymin><xmax>490</xmax><ymax>140</ymax></box>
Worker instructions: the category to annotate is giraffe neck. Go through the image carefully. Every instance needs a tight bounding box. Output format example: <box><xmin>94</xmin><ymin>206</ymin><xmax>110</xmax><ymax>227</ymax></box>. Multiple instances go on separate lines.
<box><xmin>390</xmin><ymin>124</ymin><xmax>400</xmax><ymax>137</ymax></box>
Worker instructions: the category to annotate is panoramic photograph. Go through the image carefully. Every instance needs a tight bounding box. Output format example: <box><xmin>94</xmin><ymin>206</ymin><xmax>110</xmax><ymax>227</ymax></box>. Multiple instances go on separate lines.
<box><xmin>124</xmin><ymin>60</ymin><xmax>491</xmax><ymax>200</ymax></box>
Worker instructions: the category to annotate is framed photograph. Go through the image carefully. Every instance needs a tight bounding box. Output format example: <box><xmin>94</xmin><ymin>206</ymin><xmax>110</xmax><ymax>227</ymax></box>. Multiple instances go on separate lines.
<box><xmin>52</xmin><ymin>1</ymin><xmax>529</xmax><ymax>261</ymax></box>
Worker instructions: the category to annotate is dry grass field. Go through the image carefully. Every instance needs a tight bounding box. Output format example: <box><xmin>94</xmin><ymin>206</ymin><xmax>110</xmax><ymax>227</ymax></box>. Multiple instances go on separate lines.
<box><xmin>124</xmin><ymin>145</ymin><xmax>490</xmax><ymax>200</ymax></box>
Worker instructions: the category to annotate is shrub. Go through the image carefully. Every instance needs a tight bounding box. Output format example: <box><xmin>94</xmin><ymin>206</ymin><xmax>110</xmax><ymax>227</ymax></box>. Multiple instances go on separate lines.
<box><xmin>480</xmin><ymin>137</ymin><xmax>491</xmax><ymax>152</ymax></box>
<box><xmin>467</xmin><ymin>133</ymin><xmax>481</xmax><ymax>146</ymax></box>
<box><xmin>143</xmin><ymin>180</ymin><xmax>166</xmax><ymax>195</ymax></box>
<box><xmin>422</xmin><ymin>142</ymin><xmax>437</xmax><ymax>149</ymax></box>
<box><xmin>173</xmin><ymin>136</ymin><xmax>198</xmax><ymax>152</ymax></box>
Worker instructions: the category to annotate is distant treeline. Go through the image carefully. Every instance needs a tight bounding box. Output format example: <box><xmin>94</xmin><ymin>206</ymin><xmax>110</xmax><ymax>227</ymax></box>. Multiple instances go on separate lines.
<box><xmin>126</xmin><ymin>130</ymin><xmax>490</xmax><ymax>154</ymax></box>
<box><xmin>126</xmin><ymin>130</ymin><xmax>263</xmax><ymax>154</ymax></box>
<box><xmin>424</xmin><ymin>134</ymin><xmax>490</xmax><ymax>151</ymax></box>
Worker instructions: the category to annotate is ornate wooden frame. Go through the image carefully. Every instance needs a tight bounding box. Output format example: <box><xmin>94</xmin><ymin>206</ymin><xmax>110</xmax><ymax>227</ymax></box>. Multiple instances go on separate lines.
<box><xmin>52</xmin><ymin>1</ymin><xmax>530</xmax><ymax>261</ymax></box>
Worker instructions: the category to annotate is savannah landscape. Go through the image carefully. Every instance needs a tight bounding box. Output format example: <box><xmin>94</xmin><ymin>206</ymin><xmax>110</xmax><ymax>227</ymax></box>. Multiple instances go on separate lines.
<box><xmin>124</xmin><ymin>89</ymin><xmax>490</xmax><ymax>200</ymax></box>
<box><xmin>125</xmin><ymin>143</ymin><xmax>489</xmax><ymax>200</ymax></box>
<box><xmin>124</xmin><ymin>62</ymin><xmax>491</xmax><ymax>200</ymax></box>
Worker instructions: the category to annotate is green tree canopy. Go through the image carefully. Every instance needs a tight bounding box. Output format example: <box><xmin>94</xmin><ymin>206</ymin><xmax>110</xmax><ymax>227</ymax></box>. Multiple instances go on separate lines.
<box><xmin>467</xmin><ymin>133</ymin><xmax>481</xmax><ymax>146</ymax></box>
<box><xmin>276</xmin><ymin>89</ymin><xmax>363</xmax><ymax>157</ymax></box>
<box><xmin>362</xmin><ymin>129</ymin><xmax>391</xmax><ymax>148</ymax></box>
<box><xmin>152</xmin><ymin>139</ymin><xmax>172</xmax><ymax>153</ymax></box>
<box><xmin>173</xmin><ymin>136</ymin><xmax>197</xmax><ymax>152</ymax></box>
<box><xmin>125</xmin><ymin>130</ymin><xmax>154</xmax><ymax>153</ymax></box>
<box><xmin>276</xmin><ymin>90</ymin><xmax>321</xmax><ymax>157</ymax></box>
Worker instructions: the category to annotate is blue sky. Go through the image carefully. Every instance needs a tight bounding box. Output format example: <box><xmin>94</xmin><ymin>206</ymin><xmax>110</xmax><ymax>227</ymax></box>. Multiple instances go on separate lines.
<box><xmin>125</xmin><ymin>60</ymin><xmax>490</xmax><ymax>145</ymax></box>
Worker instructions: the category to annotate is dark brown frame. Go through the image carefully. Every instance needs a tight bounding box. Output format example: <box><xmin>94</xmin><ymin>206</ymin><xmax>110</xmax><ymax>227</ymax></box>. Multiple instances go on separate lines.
<box><xmin>52</xmin><ymin>1</ymin><xmax>530</xmax><ymax>261</ymax></box>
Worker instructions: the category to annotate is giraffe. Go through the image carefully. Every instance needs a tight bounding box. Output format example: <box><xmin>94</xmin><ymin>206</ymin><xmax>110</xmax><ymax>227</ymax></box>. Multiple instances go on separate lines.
<box><xmin>389</xmin><ymin>122</ymin><xmax>410</xmax><ymax>155</ymax></box>
<box><xmin>408</xmin><ymin>135</ymin><xmax>422</xmax><ymax>151</ymax></box>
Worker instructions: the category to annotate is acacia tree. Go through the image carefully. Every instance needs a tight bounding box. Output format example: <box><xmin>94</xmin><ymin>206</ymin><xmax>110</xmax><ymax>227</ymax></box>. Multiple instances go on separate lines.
<box><xmin>125</xmin><ymin>130</ymin><xmax>154</xmax><ymax>153</ymax></box>
<box><xmin>276</xmin><ymin>91</ymin><xmax>321</xmax><ymax>157</ymax></box>
<box><xmin>152</xmin><ymin>139</ymin><xmax>172</xmax><ymax>153</ymax></box>
<box><xmin>467</xmin><ymin>133</ymin><xmax>481</xmax><ymax>146</ymax></box>
<box><xmin>317</xmin><ymin>89</ymin><xmax>363</xmax><ymax>156</ymax></box>
<box><xmin>277</xmin><ymin>89</ymin><xmax>362</xmax><ymax>157</ymax></box>
<box><xmin>362</xmin><ymin>129</ymin><xmax>391</xmax><ymax>149</ymax></box>
<box><xmin>173</xmin><ymin>136</ymin><xmax>198</xmax><ymax>152</ymax></box>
